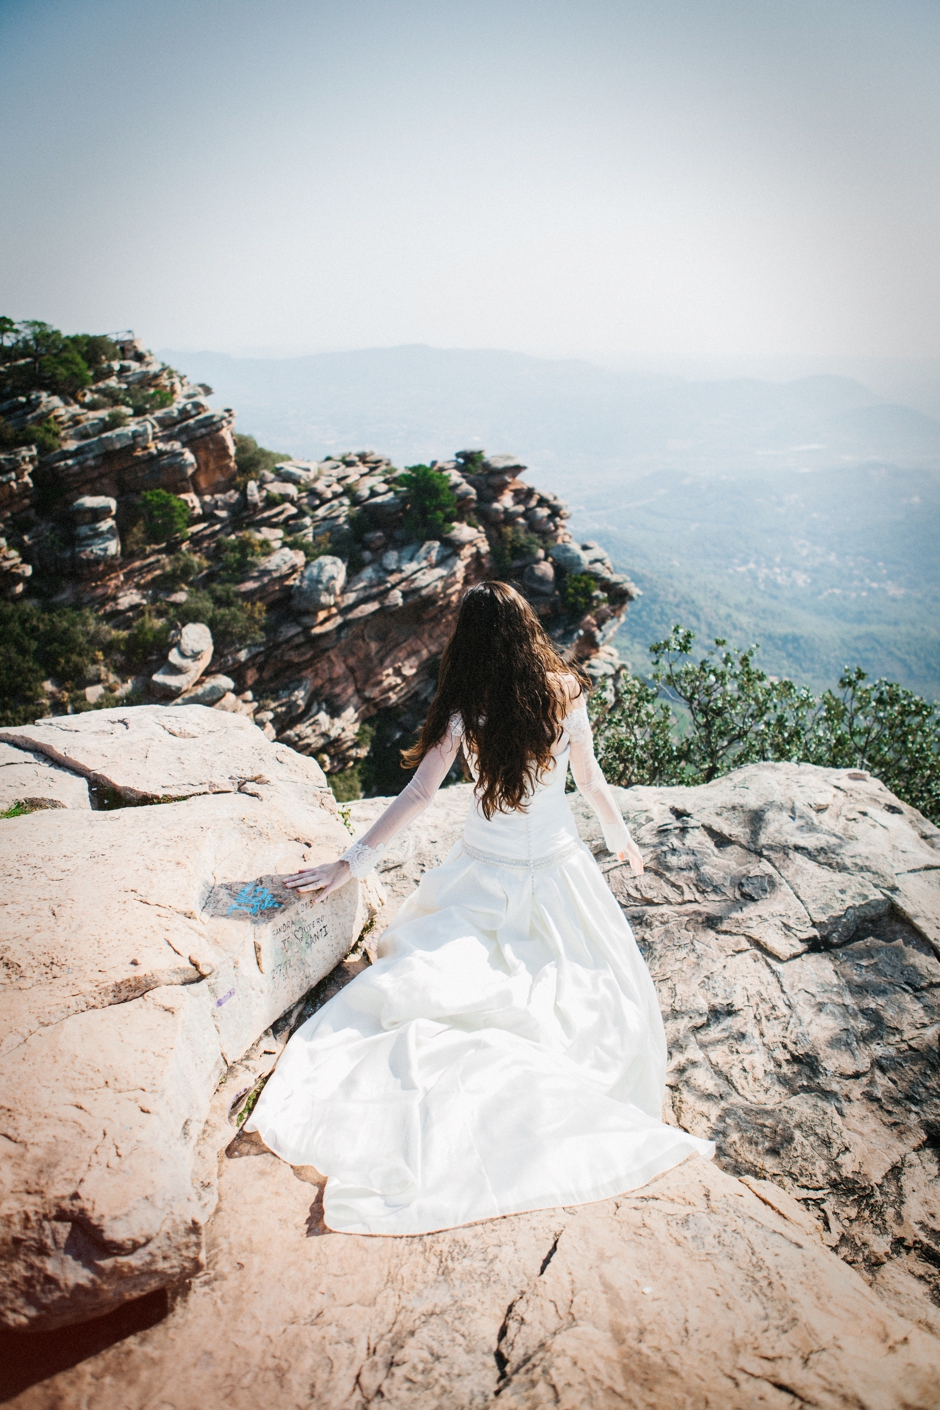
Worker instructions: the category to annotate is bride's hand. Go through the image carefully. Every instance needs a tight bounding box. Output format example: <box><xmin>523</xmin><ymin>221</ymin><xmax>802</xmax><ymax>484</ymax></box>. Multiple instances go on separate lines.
<box><xmin>283</xmin><ymin>858</ymin><xmax>350</xmax><ymax>902</ymax></box>
<box><xmin>617</xmin><ymin>839</ymin><xmax>645</xmax><ymax>876</ymax></box>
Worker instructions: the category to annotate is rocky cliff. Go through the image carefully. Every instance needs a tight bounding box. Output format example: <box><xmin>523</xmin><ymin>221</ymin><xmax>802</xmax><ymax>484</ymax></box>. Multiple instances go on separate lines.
<box><xmin>2</xmin><ymin>736</ymin><xmax>939</xmax><ymax>1408</ymax></box>
<box><xmin>1</xmin><ymin>332</ymin><xmax>636</xmax><ymax>786</ymax></box>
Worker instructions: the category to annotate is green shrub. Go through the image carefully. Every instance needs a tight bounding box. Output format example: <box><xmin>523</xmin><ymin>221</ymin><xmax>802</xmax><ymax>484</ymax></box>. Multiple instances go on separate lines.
<box><xmin>177</xmin><ymin>585</ymin><xmax>266</xmax><ymax>651</ymax></box>
<box><xmin>161</xmin><ymin>551</ymin><xmax>208</xmax><ymax>587</ymax></box>
<box><xmin>396</xmin><ymin>465</ymin><xmax>457</xmax><ymax>541</ymax></box>
<box><xmin>123</xmin><ymin>611</ymin><xmax>172</xmax><ymax>669</ymax></box>
<box><xmin>328</xmin><ymin>765</ymin><xmax>364</xmax><ymax>802</ymax></box>
<box><xmin>0</xmin><ymin>415</ymin><xmax>61</xmax><ymax>453</ymax></box>
<box><xmin>0</xmin><ymin>600</ymin><xmax>114</xmax><ymax>725</ymax></box>
<box><xmin>122</xmin><ymin>386</ymin><xmax>174</xmax><ymax>416</ymax></box>
<box><xmin>141</xmin><ymin>488</ymin><xmax>191</xmax><ymax>543</ymax></box>
<box><xmin>104</xmin><ymin>408</ymin><xmax>128</xmax><ymax>431</ymax></box>
<box><xmin>233</xmin><ymin>434</ymin><xmax>291</xmax><ymax>489</ymax></box>
<box><xmin>0</xmin><ymin>319</ymin><xmax>114</xmax><ymax>398</ymax></box>
<box><xmin>590</xmin><ymin>672</ymin><xmax>681</xmax><ymax>789</ymax></box>
<box><xmin>491</xmin><ymin>524</ymin><xmax>542</xmax><ymax>574</ymax></box>
<box><xmin>217</xmin><ymin>532</ymin><xmax>264</xmax><ymax>582</ymax></box>
<box><xmin>590</xmin><ymin>627</ymin><xmax>940</xmax><ymax>823</ymax></box>
<box><xmin>561</xmin><ymin>572</ymin><xmax>598</xmax><ymax>615</ymax></box>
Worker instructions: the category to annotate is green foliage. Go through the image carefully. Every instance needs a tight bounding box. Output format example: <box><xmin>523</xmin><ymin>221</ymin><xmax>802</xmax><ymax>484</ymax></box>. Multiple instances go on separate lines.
<box><xmin>561</xmin><ymin>572</ymin><xmax>598</xmax><ymax>615</ymax></box>
<box><xmin>805</xmin><ymin>669</ymin><xmax>940</xmax><ymax>823</ymax></box>
<box><xmin>122</xmin><ymin>385</ymin><xmax>173</xmax><ymax>416</ymax></box>
<box><xmin>357</xmin><ymin>711</ymin><xmax>420</xmax><ymax>796</ymax></box>
<box><xmin>1</xmin><ymin>800</ymin><xmax>38</xmax><ymax>819</ymax></box>
<box><xmin>141</xmin><ymin>488</ymin><xmax>191</xmax><ymax>543</ymax></box>
<box><xmin>123</xmin><ymin>611</ymin><xmax>172</xmax><ymax>669</ymax></box>
<box><xmin>161</xmin><ymin>551</ymin><xmax>208</xmax><ymax>587</ymax></box>
<box><xmin>104</xmin><ymin>408</ymin><xmax>128</xmax><ymax>431</ymax></box>
<box><xmin>233</xmin><ymin>434</ymin><xmax>290</xmax><ymax>489</ymax></box>
<box><xmin>0</xmin><ymin>320</ymin><xmax>119</xmax><ymax>399</ymax></box>
<box><xmin>396</xmin><ymin>465</ymin><xmax>457</xmax><ymax>541</ymax></box>
<box><xmin>589</xmin><ymin>672</ymin><xmax>681</xmax><ymax>788</ymax></box>
<box><xmin>457</xmin><ymin>450</ymin><xmax>485</xmax><ymax>470</ymax></box>
<box><xmin>591</xmin><ymin>627</ymin><xmax>940</xmax><ymax>823</ymax></box>
<box><xmin>328</xmin><ymin>765</ymin><xmax>364</xmax><ymax>802</ymax></box>
<box><xmin>650</xmin><ymin>627</ymin><xmax>818</xmax><ymax>783</ymax></box>
<box><xmin>0</xmin><ymin>415</ymin><xmax>62</xmax><ymax>453</ymax></box>
<box><xmin>490</xmin><ymin>524</ymin><xmax>542</xmax><ymax>575</ymax></box>
<box><xmin>217</xmin><ymin>532</ymin><xmax>264</xmax><ymax>582</ymax></box>
<box><xmin>176</xmin><ymin>584</ymin><xmax>266</xmax><ymax>651</ymax></box>
<box><xmin>0</xmin><ymin>600</ymin><xmax>115</xmax><ymax>725</ymax></box>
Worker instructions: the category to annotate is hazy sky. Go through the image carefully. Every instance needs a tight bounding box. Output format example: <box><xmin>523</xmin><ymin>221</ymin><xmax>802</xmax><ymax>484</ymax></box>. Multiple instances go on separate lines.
<box><xmin>1</xmin><ymin>0</ymin><xmax>938</xmax><ymax>360</ymax></box>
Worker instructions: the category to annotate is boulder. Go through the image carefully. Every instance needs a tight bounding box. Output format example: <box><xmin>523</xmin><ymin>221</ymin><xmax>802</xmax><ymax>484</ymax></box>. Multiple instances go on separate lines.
<box><xmin>150</xmin><ymin>622</ymin><xmax>213</xmax><ymax>697</ymax></box>
<box><xmin>236</xmin><ymin>546</ymin><xmax>305</xmax><ymax>601</ymax></box>
<box><xmin>0</xmin><ymin>704</ymin><xmax>335</xmax><ymax>808</ymax></box>
<box><xmin>175</xmin><ymin>673</ymin><xmax>235</xmax><ymax>706</ymax></box>
<box><xmin>273</xmin><ymin>461</ymin><xmax>320</xmax><ymax>487</ymax></box>
<box><xmin>522</xmin><ymin>560</ymin><xmax>556</xmax><ymax>595</ymax></box>
<box><xmin>291</xmin><ymin>555</ymin><xmax>347</xmax><ymax>611</ymax></box>
<box><xmin>69</xmin><ymin>494</ymin><xmax>116</xmax><ymax>524</ymax></box>
<box><xmin>549</xmin><ymin>541</ymin><xmax>590</xmax><ymax>574</ymax></box>
<box><xmin>0</xmin><ymin>708</ymin><xmax>366</xmax><ymax>1331</ymax></box>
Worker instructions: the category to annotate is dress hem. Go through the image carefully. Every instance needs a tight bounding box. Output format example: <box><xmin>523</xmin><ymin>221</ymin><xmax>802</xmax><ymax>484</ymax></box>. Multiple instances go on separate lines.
<box><xmin>319</xmin><ymin>1139</ymin><xmax>716</xmax><ymax>1238</ymax></box>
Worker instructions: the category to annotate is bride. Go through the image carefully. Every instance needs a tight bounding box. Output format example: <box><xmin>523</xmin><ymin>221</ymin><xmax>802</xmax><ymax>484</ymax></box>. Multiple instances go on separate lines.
<box><xmin>247</xmin><ymin>580</ymin><xmax>713</xmax><ymax>1234</ymax></box>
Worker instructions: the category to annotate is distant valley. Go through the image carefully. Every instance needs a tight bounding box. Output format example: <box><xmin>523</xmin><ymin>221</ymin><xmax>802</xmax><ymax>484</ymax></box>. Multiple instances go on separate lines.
<box><xmin>163</xmin><ymin>345</ymin><xmax>940</xmax><ymax>696</ymax></box>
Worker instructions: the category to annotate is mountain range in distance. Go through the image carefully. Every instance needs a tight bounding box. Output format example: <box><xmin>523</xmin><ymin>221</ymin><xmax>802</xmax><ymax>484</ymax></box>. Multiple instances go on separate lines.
<box><xmin>161</xmin><ymin>344</ymin><xmax>940</xmax><ymax>697</ymax></box>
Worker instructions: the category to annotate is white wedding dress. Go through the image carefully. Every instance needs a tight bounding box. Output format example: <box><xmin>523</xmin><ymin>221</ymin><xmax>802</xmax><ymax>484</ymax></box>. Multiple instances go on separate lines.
<box><xmin>248</xmin><ymin>696</ymin><xmax>713</xmax><ymax>1235</ymax></box>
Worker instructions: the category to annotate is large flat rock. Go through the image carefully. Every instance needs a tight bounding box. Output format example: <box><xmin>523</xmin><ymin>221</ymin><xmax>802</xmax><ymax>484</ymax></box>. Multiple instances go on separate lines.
<box><xmin>354</xmin><ymin>764</ymin><xmax>940</xmax><ymax>1337</ymax></box>
<box><xmin>10</xmin><ymin>1149</ymin><xmax>938</xmax><ymax>1409</ymax></box>
<box><xmin>0</xmin><ymin>704</ymin><xmax>334</xmax><ymax>808</ymax></box>
<box><xmin>0</xmin><ymin>714</ymin><xmax>367</xmax><ymax>1331</ymax></box>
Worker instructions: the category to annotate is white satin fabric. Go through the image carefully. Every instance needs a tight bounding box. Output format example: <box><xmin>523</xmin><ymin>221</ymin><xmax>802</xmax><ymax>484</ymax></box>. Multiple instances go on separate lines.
<box><xmin>248</xmin><ymin>701</ymin><xmax>713</xmax><ymax>1235</ymax></box>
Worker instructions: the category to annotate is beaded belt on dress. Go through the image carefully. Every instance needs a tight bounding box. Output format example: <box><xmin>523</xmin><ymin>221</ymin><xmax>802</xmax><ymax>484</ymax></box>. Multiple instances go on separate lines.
<box><xmin>459</xmin><ymin>837</ymin><xmax>582</xmax><ymax>870</ymax></box>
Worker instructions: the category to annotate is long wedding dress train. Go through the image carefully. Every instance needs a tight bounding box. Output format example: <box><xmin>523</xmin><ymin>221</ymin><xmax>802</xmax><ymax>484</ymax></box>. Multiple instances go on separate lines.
<box><xmin>247</xmin><ymin>699</ymin><xmax>713</xmax><ymax>1235</ymax></box>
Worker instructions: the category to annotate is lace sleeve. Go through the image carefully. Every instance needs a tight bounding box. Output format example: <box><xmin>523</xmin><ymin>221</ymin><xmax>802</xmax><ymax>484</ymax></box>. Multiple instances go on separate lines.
<box><xmin>562</xmin><ymin>703</ymin><xmax>591</xmax><ymax>742</ymax></box>
<box><xmin>563</xmin><ymin>701</ymin><xmax>634</xmax><ymax>858</ymax></box>
<box><xmin>341</xmin><ymin>837</ymin><xmax>388</xmax><ymax>879</ymax></box>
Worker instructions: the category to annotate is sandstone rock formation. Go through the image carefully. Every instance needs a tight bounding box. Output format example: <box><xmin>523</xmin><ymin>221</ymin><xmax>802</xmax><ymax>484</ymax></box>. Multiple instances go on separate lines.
<box><xmin>8</xmin><ymin>759</ymin><xmax>939</xmax><ymax>1409</ymax></box>
<box><xmin>10</xmin><ymin>1153</ymin><xmax>938</xmax><ymax>1410</ymax></box>
<box><xmin>350</xmin><ymin>761</ymin><xmax>940</xmax><ymax>1341</ymax></box>
<box><xmin>0</xmin><ymin>706</ymin><xmax>373</xmax><ymax>1332</ymax></box>
<box><xmin>2</xmin><ymin>376</ymin><xmax>637</xmax><ymax>781</ymax></box>
<box><xmin>0</xmin><ymin>334</ymin><xmax>237</xmax><ymax>599</ymax></box>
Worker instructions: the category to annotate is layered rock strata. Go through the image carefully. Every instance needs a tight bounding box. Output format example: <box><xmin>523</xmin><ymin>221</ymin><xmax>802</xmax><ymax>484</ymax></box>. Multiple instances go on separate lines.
<box><xmin>0</xmin><ymin>706</ymin><xmax>374</xmax><ymax>1332</ymax></box>
<box><xmin>5</xmin><ymin>412</ymin><xmax>637</xmax><ymax>776</ymax></box>
<box><xmin>0</xmin><ymin>334</ymin><xmax>237</xmax><ymax>594</ymax></box>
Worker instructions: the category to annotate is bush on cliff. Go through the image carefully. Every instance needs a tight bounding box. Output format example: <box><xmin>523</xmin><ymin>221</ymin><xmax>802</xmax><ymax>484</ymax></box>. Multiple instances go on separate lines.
<box><xmin>141</xmin><ymin>489</ymin><xmax>191</xmax><ymax>544</ymax></box>
<box><xmin>0</xmin><ymin>319</ymin><xmax>117</xmax><ymax>398</ymax></box>
<box><xmin>396</xmin><ymin>465</ymin><xmax>457</xmax><ymax>541</ymax></box>
<box><xmin>174</xmin><ymin>585</ymin><xmax>266</xmax><ymax>651</ymax></box>
<box><xmin>562</xmin><ymin>572</ymin><xmax>601</xmax><ymax>616</ymax></box>
<box><xmin>591</xmin><ymin>626</ymin><xmax>940</xmax><ymax>823</ymax></box>
<box><xmin>233</xmin><ymin>434</ymin><xmax>290</xmax><ymax>489</ymax></box>
<box><xmin>0</xmin><ymin>600</ymin><xmax>116</xmax><ymax>725</ymax></box>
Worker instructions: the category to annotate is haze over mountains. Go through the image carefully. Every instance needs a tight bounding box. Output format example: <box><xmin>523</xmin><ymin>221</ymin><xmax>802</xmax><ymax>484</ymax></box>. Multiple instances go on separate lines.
<box><xmin>163</xmin><ymin>345</ymin><xmax>940</xmax><ymax>697</ymax></box>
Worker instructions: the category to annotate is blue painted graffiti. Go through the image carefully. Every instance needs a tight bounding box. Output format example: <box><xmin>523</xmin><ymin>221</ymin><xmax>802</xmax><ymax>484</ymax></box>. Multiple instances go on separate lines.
<box><xmin>226</xmin><ymin>882</ymin><xmax>283</xmax><ymax>917</ymax></box>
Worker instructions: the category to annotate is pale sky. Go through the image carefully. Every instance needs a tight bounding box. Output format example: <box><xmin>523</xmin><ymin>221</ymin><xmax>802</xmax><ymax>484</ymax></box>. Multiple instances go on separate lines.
<box><xmin>1</xmin><ymin>0</ymin><xmax>938</xmax><ymax>360</ymax></box>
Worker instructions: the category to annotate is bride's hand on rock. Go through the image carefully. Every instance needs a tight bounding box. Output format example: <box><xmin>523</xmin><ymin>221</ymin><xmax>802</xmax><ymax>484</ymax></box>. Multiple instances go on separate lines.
<box><xmin>618</xmin><ymin>839</ymin><xmax>645</xmax><ymax>876</ymax></box>
<box><xmin>283</xmin><ymin>859</ymin><xmax>350</xmax><ymax>902</ymax></box>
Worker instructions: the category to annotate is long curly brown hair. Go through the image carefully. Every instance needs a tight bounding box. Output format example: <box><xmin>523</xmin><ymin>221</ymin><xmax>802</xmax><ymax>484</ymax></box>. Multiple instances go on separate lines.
<box><xmin>401</xmin><ymin>580</ymin><xmax>589</xmax><ymax>818</ymax></box>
